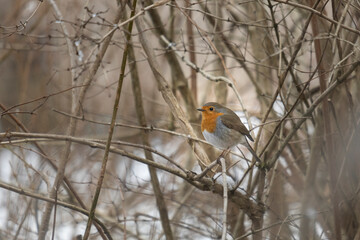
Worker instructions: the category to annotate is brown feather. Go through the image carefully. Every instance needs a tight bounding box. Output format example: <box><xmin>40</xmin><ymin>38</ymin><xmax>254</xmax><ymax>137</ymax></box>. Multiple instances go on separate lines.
<box><xmin>220</xmin><ymin>113</ymin><xmax>254</xmax><ymax>142</ymax></box>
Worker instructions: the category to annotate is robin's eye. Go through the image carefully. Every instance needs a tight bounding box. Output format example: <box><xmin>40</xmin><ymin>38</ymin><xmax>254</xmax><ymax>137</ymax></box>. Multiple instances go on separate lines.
<box><xmin>209</xmin><ymin>107</ymin><xmax>213</xmax><ymax>111</ymax></box>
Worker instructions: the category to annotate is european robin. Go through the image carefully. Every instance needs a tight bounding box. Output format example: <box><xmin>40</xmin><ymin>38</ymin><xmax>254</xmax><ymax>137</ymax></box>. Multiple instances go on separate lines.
<box><xmin>197</xmin><ymin>102</ymin><xmax>260</xmax><ymax>162</ymax></box>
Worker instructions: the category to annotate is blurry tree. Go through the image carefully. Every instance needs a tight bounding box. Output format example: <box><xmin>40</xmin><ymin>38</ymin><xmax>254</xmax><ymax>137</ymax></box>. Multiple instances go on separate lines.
<box><xmin>0</xmin><ymin>0</ymin><xmax>359</xmax><ymax>239</ymax></box>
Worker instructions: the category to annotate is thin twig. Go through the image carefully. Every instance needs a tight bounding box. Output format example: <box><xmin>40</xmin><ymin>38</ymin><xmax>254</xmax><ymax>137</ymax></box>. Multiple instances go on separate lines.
<box><xmin>193</xmin><ymin>150</ymin><xmax>228</xmax><ymax>180</ymax></box>
<box><xmin>99</xmin><ymin>0</ymin><xmax>170</xmax><ymax>43</ymax></box>
<box><xmin>0</xmin><ymin>132</ymin><xmax>203</xmax><ymax>187</ymax></box>
<box><xmin>0</xmin><ymin>137</ymin><xmax>186</xmax><ymax>173</ymax></box>
<box><xmin>51</xmin><ymin>187</ymin><xmax>57</xmax><ymax>240</ymax></box>
<box><xmin>0</xmin><ymin>181</ymin><xmax>109</xmax><ymax>235</ymax></box>
<box><xmin>220</xmin><ymin>157</ymin><xmax>228</xmax><ymax>240</ymax></box>
<box><xmin>135</xmin><ymin>12</ymin><xmax>212</xmax><ymax>170</ymax></box>
<box><xmin>268</xmin><ymin>60</ymin><xmax>360</xmax><ymax>167</ymax></box>
<box><xmin>40</xmin><ymin>1</ymin><xmax>124</xmax><ymax>238</ymax></box>
<box><xmin>0</xmin><ymin>131</ymin><xmax>265</xmax><ymax>225</ymax></box>
<box><xmin>172</xmin><ymin>1</ymin><xmax>250</xmax><ymax>125</ymax></box>
<box><xmin>82</xmin><ymin>1</ymin><xmax>137</xmax><ymax>238</ymax></box>
<box><xmin>0</xmin><ymin>103</ymin><xmax>111</xmax><ymax>239</ymax></box>
<box><xmin>257</xmin><ymin>0</ymin><xmax>322</xmax><ymax>161</ymax></box>
<box><xmin>128</xmin><ymin>3</ymin><xmax>174</xmax><ymax>237</ymax></box>
<box><xmin>236</xmin><ymin>215</ymin><xmax>305</xmax><ymax>239</ymax></box>
<box><xmin>39</xmin><ymin>0</ymin><xmax>102</xmax><ymax>238</ymax></box>
<box><xmin>331</xmin><ymin>0</ymin><xmax>352</xmax><ymax>53</ymax></box>
<box><xmin>271</xmin><ymin>0</ymin><xmax>360</xmax><ymax>35</ymax></box>
<box><xmin>1</xmin><ymin>85</ymin><xmax>87</xmax><ymax>117</ymax></box>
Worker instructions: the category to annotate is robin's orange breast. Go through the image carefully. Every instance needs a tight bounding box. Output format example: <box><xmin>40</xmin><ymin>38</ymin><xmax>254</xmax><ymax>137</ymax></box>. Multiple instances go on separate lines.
<box><xmin>201</xmin><ymin>112</ymin><xmax>224</xmax><ymax>133</ymax></box>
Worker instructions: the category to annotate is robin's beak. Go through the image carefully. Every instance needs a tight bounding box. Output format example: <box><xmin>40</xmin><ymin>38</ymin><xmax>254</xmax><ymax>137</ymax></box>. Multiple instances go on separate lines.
<box><xmin>197</xmin><ymin>108</ymin><xmax>205</xmax><ymax>112</ymax></box>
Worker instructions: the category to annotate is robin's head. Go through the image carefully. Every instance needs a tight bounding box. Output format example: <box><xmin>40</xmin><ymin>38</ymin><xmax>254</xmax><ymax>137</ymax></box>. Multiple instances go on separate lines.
<box><xmin>197</xmin><ymin>102</ymin><xmax>230</xmax><ymax>115</ymax></box>
<box><xmin>197</xmin><ymin>102</ymin><xmax>227</xmax><ymax>132</ymax></box>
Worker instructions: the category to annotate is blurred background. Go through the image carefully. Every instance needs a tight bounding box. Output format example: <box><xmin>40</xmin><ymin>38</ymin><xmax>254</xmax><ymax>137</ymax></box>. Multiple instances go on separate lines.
<box><xmin>0</xmin><ymin>0</ymin><xmax>360</xmax><ymax>239</ymax></box>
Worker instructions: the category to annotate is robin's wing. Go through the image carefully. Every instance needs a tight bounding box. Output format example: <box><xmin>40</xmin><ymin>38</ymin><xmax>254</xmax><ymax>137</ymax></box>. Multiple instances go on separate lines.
<box><xmin>220</xmin><ymin>113</ymin><xmax>254</xmax><ymax>142</ymax></box>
